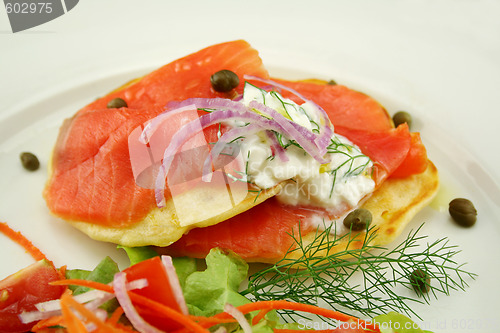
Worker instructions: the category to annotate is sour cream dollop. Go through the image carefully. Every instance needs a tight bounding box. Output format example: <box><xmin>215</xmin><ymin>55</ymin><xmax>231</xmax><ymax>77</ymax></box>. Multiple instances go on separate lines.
<box><xmin>238</xmin><ymin>83</ymin><xmax>375</xmax><ymax>217</ymax></box>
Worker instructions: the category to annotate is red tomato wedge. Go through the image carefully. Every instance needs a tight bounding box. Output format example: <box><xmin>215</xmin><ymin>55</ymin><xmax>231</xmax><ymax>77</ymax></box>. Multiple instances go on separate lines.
<box><xmin>123</xmin><ymin>256</ymin><xmax>186</xmax><ymax>331</ymax></box>
<box><xmin>0</xmin><ymin>260</ymin><xmax>65</xmax><ymax>333</ymax></box>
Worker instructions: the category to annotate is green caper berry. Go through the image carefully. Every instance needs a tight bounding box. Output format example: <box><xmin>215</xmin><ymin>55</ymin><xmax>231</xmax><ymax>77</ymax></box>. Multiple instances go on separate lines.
<box><xmin>409</xmin><ymin>268</ymin><xmax>431</xmax><ymax>295</ymax></box>
<box><xmin>210</xmin><ymin>70</ymin><xmax>240</xmax><ymax>92</ymax></box>
<box><xmin>343</xmin><ymin>208</ymin><xmax>372</xmax><ymax>231</ymax></box>
<box><xmin>20</xmin><ymin>152</ymin><xmax>40</xmax><ymax>171</ymax></box>
<box><xmin>449</xmin><ymin>198</ymin><xmax>477</xmax><ymax>227</ymax></box>
<box><xmin>327</xmin><ymin>79</ymin><xmax>337</xmax><ymax>85</ymax></box>
<box><xmin>392</xmin><ymin>111</ymin><xmax>412</xmax><ymax>128</ymax></box>
<box><xmin>107</xmin><ymin>97</ymin><xmax>128</xmax><ymax>109</ymax></box>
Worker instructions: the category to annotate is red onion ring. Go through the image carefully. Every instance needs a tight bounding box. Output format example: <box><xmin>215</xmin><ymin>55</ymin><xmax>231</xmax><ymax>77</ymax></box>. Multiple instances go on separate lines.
<box><xmin>113</xmin><ymin>272</ymin><xmax>164</xmax><ymax>333</ymax></box>
<box><xmin>244</xmin><ymin>75</ymin><xmax>334</xmax><ymax>155</ymax></box>
<box><xmin>224</xmin><ymin>303</ymin><xmax>252</xmax><ymax>333</ymax></box>
<box><xmin>161</xmin><ymin>255</ymin><xmax>189</xmax><ymax>315</ymax></box>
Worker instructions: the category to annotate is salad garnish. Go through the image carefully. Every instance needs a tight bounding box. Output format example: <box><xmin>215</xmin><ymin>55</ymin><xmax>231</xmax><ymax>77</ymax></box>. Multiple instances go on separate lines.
<box><xmin>0</xmin><ymin>221</ymin><xmax>475</xmax><ymax>333</ymax></box>
<box><xmin>242</xmin><ymin>223</ymin><xmax>476</xmax><ymax>321</ymax></box>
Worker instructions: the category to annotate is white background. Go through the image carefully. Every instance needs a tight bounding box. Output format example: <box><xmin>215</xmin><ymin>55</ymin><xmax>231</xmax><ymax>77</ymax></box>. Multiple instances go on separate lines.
<box><xmin>1</xmin><ymin>1</ymin><xmax>499</xmax><ymax>332</ymax></box>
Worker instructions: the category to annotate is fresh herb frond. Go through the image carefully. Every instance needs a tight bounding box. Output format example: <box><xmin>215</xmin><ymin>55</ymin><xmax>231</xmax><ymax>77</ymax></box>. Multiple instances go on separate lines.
<box><xmin>199</xmin><ymin>107</ymin><xmax>217</xmax><ymax>113</ymax></box>
<box><xmin>241</xmin><ymin>223</ymin><xmax>476</xmax><ymax>322</ymax></box>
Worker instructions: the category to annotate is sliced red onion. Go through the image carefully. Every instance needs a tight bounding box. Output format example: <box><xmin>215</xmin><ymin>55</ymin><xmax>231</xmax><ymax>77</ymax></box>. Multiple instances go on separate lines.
<box><xmin>87</xmin><ymin>278</ymin><xmax>148</xmax><ymax>311</ymax></box>
<box><xmin>154</xmin><ymin>108</ymin><xmax>295</xmax><ymax>207</ymax></box>
<box><xmin>265</xmin><ymin>130</ymin><xmax>289</xmax><ymax>163</ymax></box>
<box><xmin>201</xmin><ymin>123</ymin><xmax>263</xmax><ymax>182</ymax></box>
<box><xmin>19</xmin><ymin>308</ymin><xmax>62</xmax><ymax>324</ymax></box>
<box><xmin>244</xmin><ymin>75</ymin><xmax>334</xmax><ymax>155</ymax></box>
<box><xmin>139</xmin><ymin>104</ymin><xmax>198</xmax><ymax>144</ymax></box>
<box><xmin>243</xmin><ymin>74</ymin><xmax>320</xmax><ymax>111</ymax></box>
<box><xmin>249</xmin><ymin>100</ymin><xmax>328</xmax><ymax>164</ymax></box>
<box><xmin>113</xmin><ymin>272</ymin><xmax>164</xmax><ymax>333</ymax></box>
<box><xmin>161</xmin><ymin>255</ymin><xmax>189</xmax><ymax>315</ymax></box>
<box><xmin>35</xmin><ymin>289</ymin><xmax>107</xmax><ymax>312</ymax></box>
<box><xmin>149</xmin><ymin>94</ymin><xmax>333</xmax><ymax>206</ymax></box>
<box><xmin>85</xmin><ymin>308</ymin><xmax>108</xmax><ymax>332</ymax></box>
<box><xmin>168</xmin><ymin>98</ymin><xmax>250</xmax><ymax>114</ymax></box>
<box><xmin>212</xmin><ymin>327</ymin><xmax>227</xmax><ymax>333</ymax></box>
<box><xmin>21</xmin><ymin>278</ymin><xmax>148</xmax><ymax>325</ymax></box>
<box><xmin>224</xmin><ymin>303</ymin><xmax>252</xmax><ymax>333</ymax></box>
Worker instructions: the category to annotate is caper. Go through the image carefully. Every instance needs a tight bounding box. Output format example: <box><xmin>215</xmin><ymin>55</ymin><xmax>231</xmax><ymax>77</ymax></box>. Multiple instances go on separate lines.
<box><xmin>392</xmin><ymin>111</ymin><xmax>412</xmax><ymax>128</ymax></box>
<box><xmin>449</xmin><ymin>198</ymin><xmax>477</xmax><ymax>227</ymax></box>
<box><xmin>343</xmin><ymin>208</ymin><xmax>372</xmax><ymax>231</ymax></box>
<box><xmin>409</xmin><ymin>268</ymin><xmax>431</xmax><ymax>295</ymax></box>
<box><xmin>20</xmin><ymin>152</ymin><xmax>40</xmax><ymax>171</ymax></box>
<box><xmin>107</xmin><ymin>97</ymin><xmax>128</xmax><ymax>109</ymax></box>
<box><xmin>327</xmin><ymin>79</ymin><xmax>337</xmax><ymax>85</ymax></box>
<box><xmin>210</xmin><ymin>70</ymin><xmax>240</xmax><ymax>92</ymax></box>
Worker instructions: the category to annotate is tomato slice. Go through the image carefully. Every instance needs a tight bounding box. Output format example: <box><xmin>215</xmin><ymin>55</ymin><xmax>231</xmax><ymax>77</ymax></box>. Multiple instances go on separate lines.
<box><xmin>0</xmin><ymin>260</ymin><xmax>65</xmax><ymax>333</ymax></box>
<box><xmin>122</xmin><ymin>256</ymin><xmax>185</xmax><ymax>331</ymax></box>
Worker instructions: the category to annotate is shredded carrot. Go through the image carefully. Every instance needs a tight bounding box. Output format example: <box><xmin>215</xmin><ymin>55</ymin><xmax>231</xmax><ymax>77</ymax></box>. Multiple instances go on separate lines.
<box><xmin>58</xmin><ymin>265</ymin><xmax>68</xmax><ymax>280</ymax></box>
<box><xmin>53</xmin><ymin>279</ymin><xmax>209</xmax><ymax>333</ymax></box>
<box><xmin>206</xmin><ymin>300</ymin><xmax>380</xmax><ymax>333</ymax></box>
<box><xmin>61</xmin><ymin>292</ymin><xmax>125</xmax><ymax>332</ymax></box>
<box><xmin>252</xmin><ymin>308</ymin><xmax>272</xmax><ymax>325</ymax></box>
<box><xmin>30</xmin><ymin>315</ymin><xmax>64</xmax><ymax>332</ymax></box>
<box><xmin>52</xmin><ymin>279</ymin><xmax>114</xmax><ymax>293</ymax></box>
<box><xmin>273</xmin><ymin>329</ymin><xmax>378</xmax><ymax>333</ymax></box>
<box><xmin>0</xmin><ymin>222</ymin><xmax>49</xmax><ymax>262</ymax></box>
<box><xmin>60</xmin><ymin>294</ymin><xmax>88</xmax><ymax>333</ymax></box>
<box><xmin>51</xmin><ymin>280</ymin><xmax>379</xmax><ymax>333</ymax></box>
<box><xmin>108</xmin><ymin>306</ymin><xmax>125</xmax><ymax>324</ymax></box>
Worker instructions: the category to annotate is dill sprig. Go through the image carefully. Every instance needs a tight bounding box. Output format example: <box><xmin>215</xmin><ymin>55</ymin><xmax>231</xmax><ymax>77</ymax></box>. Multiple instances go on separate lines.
<box><xmin>325</xmin><ymin>138</ymin><xmax>371</xmax><ymax>198</ymax></box>
<box><xmin>240</xmin><ymin>224</ymin><xmax>476</xmax><ymax>322</ymax></box>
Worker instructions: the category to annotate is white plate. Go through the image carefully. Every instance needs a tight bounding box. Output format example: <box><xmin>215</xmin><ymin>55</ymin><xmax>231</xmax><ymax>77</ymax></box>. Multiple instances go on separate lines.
<box><xmin>1</xmin><ymin>1</ymin><xmax>499</xmax><ymax>332</ymax></box>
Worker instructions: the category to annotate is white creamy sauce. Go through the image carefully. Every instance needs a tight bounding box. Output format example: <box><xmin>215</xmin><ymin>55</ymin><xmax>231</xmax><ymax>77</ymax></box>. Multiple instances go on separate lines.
<box><xmin>229</xmin><ymin>84</ymin><xmax>375</xmax><ymax>228</ymax></box>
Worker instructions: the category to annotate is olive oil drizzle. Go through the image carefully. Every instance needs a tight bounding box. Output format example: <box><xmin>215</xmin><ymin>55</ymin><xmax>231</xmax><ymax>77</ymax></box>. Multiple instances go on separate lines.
<box><xmin>241</xmin><ymin>224</ymin><xmax>476</xmax><ymax>322</ymax></box>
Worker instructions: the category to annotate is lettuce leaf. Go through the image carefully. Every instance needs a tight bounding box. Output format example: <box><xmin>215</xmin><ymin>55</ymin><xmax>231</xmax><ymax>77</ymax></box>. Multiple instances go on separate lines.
<box><xmin>373</xmin><ymin>312</ymin><xmax>434</xmax><ymax>333</ymax></box>
<box><xmin>117</xmin><ymin>245</ymin><xmax>159</xmax><ymax>266</ymax></box>
<box><xmin>65</xmin><ymin>256</ymin><xmax>120</xmax><ymax>313</ymax></box>
<box><xmin>171</xmin><ymin>256</ymin><xmax>197</xmax><ymax>290</ymax></box>
<box><xmin>66</xmin><ymin>256</ymin><xmax>119</xmax><ymax>295</ymax></box>
<box><xmin>182</xmin><ymin>248</ymin><xmax>250</xmax><ymax>317</ymax></box>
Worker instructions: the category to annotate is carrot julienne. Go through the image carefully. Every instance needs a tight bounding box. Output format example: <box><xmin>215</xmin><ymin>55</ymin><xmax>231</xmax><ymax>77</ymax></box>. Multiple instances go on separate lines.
<box><xmin>0</xmin><ymin>221</ymin><xmax>49</xmax><ymax>262</ymax></box>
<box><xmin>52</xmin><ymin>279</ymin><xmax>209</xmax><ymax>333</ymax></box>
<box><xmin>30</xmin><ymin>315</ymin><xmax>64</xmax><ymax>332</ymax></box>
<box><xmin>252</xmin><ymin>308</ymin><xmax>272</xmax><ymax>325</ymax></box>
<box><xmin>109</xmin><ymin>306</ymin><xmax>125</xmax><ymax>324</ymax></box>
<box><xmin>50</xmin><ymin>282</ymin><xmax>379</xmax><ymax>332</ymax></box>
<box><xmin>206</xmin><ymin>300</ymin><xmax>380</xmax><ymax>333</ymax></box>
<box><xmin>273</xmin><ymin>328</ymin><xmax>364</xmax><ymax>333</ymax></box>
<box><xmin>60</xmin><ymin>295</ymin><xmax>87</xmax><ymax>333</ymax></box>
<box><xmin>60</xmin><ymin>292</ymin><xmax>125</xmax><ymax>332</ymax></box>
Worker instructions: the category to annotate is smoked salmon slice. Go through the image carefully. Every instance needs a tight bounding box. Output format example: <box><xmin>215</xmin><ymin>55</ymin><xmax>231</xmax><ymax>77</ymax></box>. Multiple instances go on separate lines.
<box><xmin>163</xmin><ymin>81</ymin><xmax>428</xmax><ymax>261</ymax></box>
<box><xmin>163</xmin><ymin>197</ymin><xmax>318</xmax><ymax>262</ymax></box>
<box><xmin>44</xmin><ymin>40</ymin><xmax>268</xmax><ymax>227</ymax></box>
<box><xmin>44</xmin><ymin>40</ymin><xmax>430</xmax><ymax>262</ymax></box>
